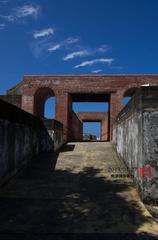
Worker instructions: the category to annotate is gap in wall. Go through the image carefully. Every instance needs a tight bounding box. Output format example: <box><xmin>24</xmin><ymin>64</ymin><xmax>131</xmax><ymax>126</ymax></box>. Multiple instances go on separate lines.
<box><xmin>83</xmin><ymin>121</ymin><xmax>101</xmax><ymax>141</ymax></box>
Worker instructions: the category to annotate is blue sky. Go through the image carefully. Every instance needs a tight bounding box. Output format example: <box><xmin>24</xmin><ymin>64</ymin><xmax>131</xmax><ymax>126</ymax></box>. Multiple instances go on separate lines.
<box><xmin>0</xmin><ymin>0</ymin><xmax>158</xmax><ymax>95</ymax></box>
<box><xmin>0</xmin><ymin>0</ymin><xmax>157</xmax><ymax>137</ymax></box>
<box><xmin>83</xmin><ymin>122</ymin><xmax>101</xmax><ymax>140</ymax></box>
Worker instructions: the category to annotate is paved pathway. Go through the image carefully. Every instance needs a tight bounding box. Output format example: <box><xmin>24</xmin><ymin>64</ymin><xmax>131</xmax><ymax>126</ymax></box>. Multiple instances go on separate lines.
<box><xmin>0</xmin><ymin>142</ymin><xmax>158</xmax><ymax>239</ymax></box>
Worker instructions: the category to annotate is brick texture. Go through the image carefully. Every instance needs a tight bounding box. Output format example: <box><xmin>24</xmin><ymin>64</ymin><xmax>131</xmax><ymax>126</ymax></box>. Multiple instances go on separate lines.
<box><xmin>6</xmin><ymin>74</ymin><xmax>158</xmax><ymax>141</ymax></box>
<box><xmin>77</xmin><ymin>112</ymin><xmax>108</xmax><ymax>141</ymax></box>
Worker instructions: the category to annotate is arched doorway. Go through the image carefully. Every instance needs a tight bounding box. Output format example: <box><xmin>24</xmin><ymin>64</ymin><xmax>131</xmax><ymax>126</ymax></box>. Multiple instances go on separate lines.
<box><xmin>34</xmin><ymin>87</ymin><xmax>56</xmax><ymax>119</ymax></box>
<box><xmin>44</xmin><ymin>97</ymin><xmax>56</xmax><ymax>119</ymax></box>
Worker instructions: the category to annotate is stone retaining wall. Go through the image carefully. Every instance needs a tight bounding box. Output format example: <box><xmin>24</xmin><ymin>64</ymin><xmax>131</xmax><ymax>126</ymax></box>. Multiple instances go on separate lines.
<box><xmin>0</xmin><ymin>99</ymin><xmax>63</xmax><ymax>186</ymax></box>
<box><xmin>113</xmin><ymin>87</ymin><xmax>158</xmax><ymax>202</ymax></box>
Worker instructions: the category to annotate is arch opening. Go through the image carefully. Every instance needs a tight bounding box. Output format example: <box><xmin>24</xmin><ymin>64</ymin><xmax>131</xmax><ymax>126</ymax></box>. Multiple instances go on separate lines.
<box><xmin>83</xmin><ymin>121</ymin><xmax>101</xmax><ymax>141</ymax></box>
<box><xmin>44</xmin><ymin>96</ymin><xmax>56</xmax><ymax>119</ymax></box>
<box><xmin>71</xmin><ymin>93</ymin><xmax>110</xmax><ymax>141</ymax></box>
<box><xmin>34</xmin><ymin>87</ymin><xmax>56</xmax><ymax>119</ymax></box>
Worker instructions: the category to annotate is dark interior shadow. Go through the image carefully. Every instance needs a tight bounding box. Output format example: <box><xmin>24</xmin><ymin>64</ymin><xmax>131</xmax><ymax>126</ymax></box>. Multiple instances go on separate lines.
<box><xmin>81</xmin><ymin>140</ymin><xmax>108</xmax><ymax>143</ymax></box>
<box><xmin>59</xmin><ymin>144</ymin><xmax>75</xmax><ymax>152</ymax></box>
<box><xmin>0</xmin><ymin>232</ymin><xmax>157</xmax><ymax>240</ymax></box>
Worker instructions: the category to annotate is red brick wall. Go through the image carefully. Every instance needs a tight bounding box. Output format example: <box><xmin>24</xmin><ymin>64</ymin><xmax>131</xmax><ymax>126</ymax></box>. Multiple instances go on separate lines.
<box><xmin>77</xmin><ymin>112</ymin><xmax>108</xmax><ymax>141</ymax></box>
<box><xmin>71</xmin><ymin>111</ymin><xmax>82</xmax><ymax>141</ymax></box>
<box><xmin>7</xmin><ymin>75</ymin><xmax>158</xmax><ymax>142</ymax></box>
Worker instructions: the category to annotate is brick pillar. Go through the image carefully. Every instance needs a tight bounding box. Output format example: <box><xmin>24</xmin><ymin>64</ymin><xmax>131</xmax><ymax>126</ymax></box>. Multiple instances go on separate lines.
<box><xmin>109</xmin><ymin>92</ymin><xmax>124</xmax><ymax>141</ymax></box>
<box><xmin>21</xmin><ymin>95</ymin><xmax>34</xmax><ymax>114</ymax></box>
<box><xmin>34</xmin><ymin>95</ymin><xmax>45</xmax><ymax>118</ymax></box>
<box><xmin>101</xmin><ymin>118</ymin><xmax>108</xmax><ymax>141</ymax></box>
<box><xmin>56</xmin><ymin>92</ymin><xmax>72</xmax><ymax>142</ymax></box>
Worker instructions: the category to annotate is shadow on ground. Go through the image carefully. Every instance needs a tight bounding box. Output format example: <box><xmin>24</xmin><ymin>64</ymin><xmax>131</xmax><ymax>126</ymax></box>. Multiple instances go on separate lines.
<box><xmin>0</xmin><ymin>144</ymin><xmax>157</xmax><ymax>239</ymax></box>
<box><xmin>59</xmin><ymin>144</ymin><xmax>75</xmax><ymax>152</ymax></box>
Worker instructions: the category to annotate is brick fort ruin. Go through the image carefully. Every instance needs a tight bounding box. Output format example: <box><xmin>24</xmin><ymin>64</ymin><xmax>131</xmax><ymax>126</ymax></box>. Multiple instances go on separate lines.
<box><xmin>2</xmin><ymin>74</ymin><xmax>158</xmax><ymax>142</ymax></box>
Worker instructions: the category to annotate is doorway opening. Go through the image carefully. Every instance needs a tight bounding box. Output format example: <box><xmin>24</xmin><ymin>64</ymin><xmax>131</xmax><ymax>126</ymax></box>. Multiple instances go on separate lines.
<box><xmin>83</xmin><ymin>121</ymin><xmax>101</xmax><ymax>141</ymax></box>
<box><xmin>44</xmin><ymin>96</ymin><xmax>56</xmax><ymax>119</ymax></box>
<box><xmin>34</xmin><ymin>87</ymin><xmax>56</xmax><ymax>119</ymax></box>
<box><xmin>70</xmin><ymin>93</ymin><xmax>110</xmax><ymax>142</ymax></box>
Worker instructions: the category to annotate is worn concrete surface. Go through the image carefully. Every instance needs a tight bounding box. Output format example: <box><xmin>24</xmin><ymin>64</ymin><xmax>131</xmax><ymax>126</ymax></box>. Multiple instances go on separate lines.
<box><xmin>0</xmin><ymin>142</ymin><xmax>158</xmax><ymax>239</ymax></box>
<box><xmin>113</xmin><ymin>87</ymin><xmax>158</xmax><ymax>201</ymax></box>
<box><xmin>0</xmin><ymin>99</ymin><xmax>54</xmax><ymax>187</ymax></box>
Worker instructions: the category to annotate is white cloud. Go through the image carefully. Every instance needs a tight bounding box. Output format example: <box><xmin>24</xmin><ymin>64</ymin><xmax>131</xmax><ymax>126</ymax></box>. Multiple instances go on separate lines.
<box><xmin>30</xmin><ymin>37</ymin><xmax>50</xmax><ymax>59</ymax></box>
<box><xmin>31</xmin><ymin>35</ymin><xmax>81</xmax><ymax>59</ymax></box>
<box><xmin>74</xmin><ymin>58</ymin><xmax>114</xmax><ymax>68</ymax></box>
<box><xmin>14</xmin><ymin>4</ymin><xmax>40</xmax><ymax>19</ymax></box>
<box><xmin>63</xmin><ymin>50</ymin><xmax>88</xmax><ymax>61</ymax></box>
<box><xmin>0</xmin><ymin>4</ymin><xmax>41</xmax><ymax>23</ymax></box>
<box><xmin>92</xmin><ymin>69</ymin><xmax>102</xmax><ymax>73</ymax></box>
<box><xmin>62</xmin><ymin>44</ymin><xmax>111</xmax><ymax>61</ymax></box>
<box><xmin>33</xmin><ymin>28</ymin><xmax>55</xmax><ymax>39</ymax></box>
<box><xmin>66</xmin><ymin>37</ymin><xmax>80</xmax><ymax>44</ymax></box>
<box><xmin>0</xmin><ymin>15</ymin><xmax>15</xmax><ymax>22</ymax></box>
<box><xmin>30</xmin><ymin>28</ymin><xmax>114</xmax><ymax>65</ymax></box>
<box><xmin>0</xmin><ymin>23</ymin><xmax>5</xmax><ymax>29</ymax></box>
<box><xmin>97</xmin><ymin>45</ymin><xmax>110</xmax><ymax>53</ymax></box>
<box><xmin>48</xmin><ymin>44</ymin><xmax>61</xmax><ymax>52</ymax></box>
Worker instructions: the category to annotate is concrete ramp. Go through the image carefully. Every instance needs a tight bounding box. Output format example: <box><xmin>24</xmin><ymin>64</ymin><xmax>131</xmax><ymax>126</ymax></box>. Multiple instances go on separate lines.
<box><xmin>0</xmin><ymin>142</ymin><xmax>158</xmax><ymax>238</ymax></box>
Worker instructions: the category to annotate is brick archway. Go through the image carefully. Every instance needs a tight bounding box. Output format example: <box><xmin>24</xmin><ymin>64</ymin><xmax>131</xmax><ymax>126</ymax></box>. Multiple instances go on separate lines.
<box><xmin>34</xmin><ymin>87</ymin><xmax>55</xmax><ymax>119</ymax></box>
<box><xmin>77</xmin><ymin>112</ymin><xmax>108</xmax><ymax>141</ymax></box>
<box><xmin>5</xmin><ymin>74</ymin><xmax>158</xmax><ymax>142</ymax></box>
